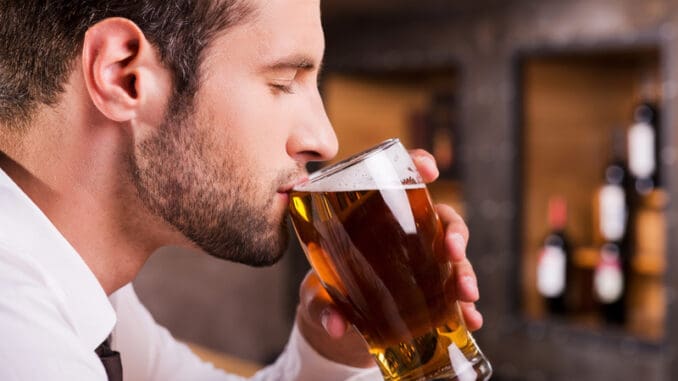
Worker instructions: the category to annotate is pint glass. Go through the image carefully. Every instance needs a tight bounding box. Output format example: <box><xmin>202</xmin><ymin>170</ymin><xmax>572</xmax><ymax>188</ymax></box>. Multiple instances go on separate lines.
<box><xmin>289</xmin><ymin>139</ymin><xmax>492</xmax><ymax>381</ymax></box>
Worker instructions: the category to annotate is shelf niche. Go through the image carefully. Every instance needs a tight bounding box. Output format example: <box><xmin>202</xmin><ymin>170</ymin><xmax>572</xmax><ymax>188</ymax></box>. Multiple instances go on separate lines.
<box><xmin>519</xmin><ymin>46</ymin><xmax>665</xmax><ymax>342</ymax></box>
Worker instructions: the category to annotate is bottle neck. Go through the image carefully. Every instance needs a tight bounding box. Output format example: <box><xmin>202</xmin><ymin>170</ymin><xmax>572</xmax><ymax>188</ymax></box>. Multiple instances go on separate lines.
<box><xmin>548</xmin><ymin>196</ymin><xmax>568</xmax><ymax>232</ymax></box>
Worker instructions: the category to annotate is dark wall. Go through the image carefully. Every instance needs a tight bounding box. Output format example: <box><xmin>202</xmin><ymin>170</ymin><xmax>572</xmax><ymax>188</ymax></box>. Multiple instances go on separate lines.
<box><xmin>133</xmin><ymin>230</ymin><xmax>308</xmax><ymax>364</ymax></box>
<box><xmin>323</xmin><ymin>1</ymin><xmax>678</xmax><ymax>380</ymax></box>
<box><xmin>132</xmin><ymin>1</ymin><xmax>678</xmax><ymax>377</ymax></box>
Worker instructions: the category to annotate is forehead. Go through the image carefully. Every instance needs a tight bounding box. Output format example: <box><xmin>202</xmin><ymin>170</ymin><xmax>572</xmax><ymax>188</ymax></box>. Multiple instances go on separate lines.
<box><xmin>206</xmin><ymin>0</ymin><xmax>325</xmax><ymax>68</ymax></box>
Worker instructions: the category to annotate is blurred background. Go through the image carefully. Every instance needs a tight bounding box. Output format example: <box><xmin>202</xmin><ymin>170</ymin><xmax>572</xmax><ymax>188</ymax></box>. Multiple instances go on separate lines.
<box><xmin>134</xmin><ymin>0</ymin><xmax>678</xmax><ymax>380</ymax></box>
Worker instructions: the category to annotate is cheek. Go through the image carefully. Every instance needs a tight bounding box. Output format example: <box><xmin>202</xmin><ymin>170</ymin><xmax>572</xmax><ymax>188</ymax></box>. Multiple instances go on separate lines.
<box><xmin>198</xmin><ymin>76</ymin><xmax>296</xmax><ymax>173</ymax></box>
<box><xmin>235</xmin><ymin>99</ymin><xmax>296</xmax><ymax>161</ymax></box>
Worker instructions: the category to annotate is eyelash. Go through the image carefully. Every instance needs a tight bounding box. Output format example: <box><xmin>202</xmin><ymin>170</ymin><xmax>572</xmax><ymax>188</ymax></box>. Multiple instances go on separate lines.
<box><xmin>271</xmin><ymin>83</ymin><xmax>295</xmax><ymax>94</ymax></box>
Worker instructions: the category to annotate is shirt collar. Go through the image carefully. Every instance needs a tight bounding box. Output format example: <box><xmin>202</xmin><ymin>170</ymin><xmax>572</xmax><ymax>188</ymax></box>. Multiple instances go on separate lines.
<box><xmin>0</xmin><ymin>167</ymin><xmax>116</xmax><ymax>351</ymax></box>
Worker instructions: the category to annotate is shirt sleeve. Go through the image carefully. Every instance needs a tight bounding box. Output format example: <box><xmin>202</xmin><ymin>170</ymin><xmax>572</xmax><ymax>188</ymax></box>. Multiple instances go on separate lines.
<box><xmin>110</xmin><ymin>284</ymin><xmax>381</xmax><ymax>381</ymax></box>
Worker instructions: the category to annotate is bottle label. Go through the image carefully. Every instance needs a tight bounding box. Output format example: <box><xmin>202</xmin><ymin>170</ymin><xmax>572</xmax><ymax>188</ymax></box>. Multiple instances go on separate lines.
<box><xmin>628</xmin><ymin>121</ymin><xmax>656</xmax><ymax>179</ymax></box>
<box><xmin>594</xmin><ymin>246</ymin><xmax>624</xmax><ymax>303</ymax></box>
<box><xmin>537</xmin><ymin>245</ymin><xmax>566</xmax><ymax>298</ymax></box>
<box><xmin>599</xmin><ymin>185</ymin><xmax>627</xmax><ymax>241</ymax></box>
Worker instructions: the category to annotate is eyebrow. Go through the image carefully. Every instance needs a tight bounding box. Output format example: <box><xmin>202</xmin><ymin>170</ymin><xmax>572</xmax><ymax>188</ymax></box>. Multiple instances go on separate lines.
<box><xmin>266</xmin><ymin>55</ymin><xmax>324</xmax><ymax>76</ymax></box>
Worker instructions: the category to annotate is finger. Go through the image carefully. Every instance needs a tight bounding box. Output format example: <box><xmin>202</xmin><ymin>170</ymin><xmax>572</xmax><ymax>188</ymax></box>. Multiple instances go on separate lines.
<box><xmin>321</xmin><ymin>309</ymin><xmax>351</xmax><ymax>339</ymax></box>
<box><xmin>297</xmin><ymin>272</ymin><xmax>374</xmax><ymax>367</ymax></box>
<box><xmin>409</xmin><ymin>149</ymin><xmax>439</xmax><ymax>182</ymax></box>
<box><xmin>435</xmin><ymin>204</ymin><xmax>478</xmax><ymax>302</ymax></box>
<box><xmin>299</xmin><ymin>272</ymin><xmax>349</xmax><ymax>338</ymax></box>
<box><xmin>443</xmin><ymin>258</ymin><xmax>479</xmax><ymax>303</ymax></box>
<box><xmin>454</xmin><ymin>258</ymin><xmax>480</xmax><ymax>302</ymax></box>
<box><xmin>436</xmin><ymin>204</ymin><xmax>469</xmax><ymax>262</ymax></box>
<box><xmin>460</xmin><ymin>302</ymin><xmax>484</xmax><ymax>331</ymax></box>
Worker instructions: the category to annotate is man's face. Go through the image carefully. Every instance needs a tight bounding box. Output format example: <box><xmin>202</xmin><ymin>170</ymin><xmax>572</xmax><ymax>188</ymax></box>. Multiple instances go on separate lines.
<box><xmin>130</xmin><ymin>0</ymin><xmax>337</xmax><ymax>266</ymax></box>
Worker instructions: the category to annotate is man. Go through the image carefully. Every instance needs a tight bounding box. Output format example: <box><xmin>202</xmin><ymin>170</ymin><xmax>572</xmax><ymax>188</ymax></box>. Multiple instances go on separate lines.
<box><xmin>0</xmin><ymin>0</ymin><xmax>482</xmax><ymax>380</ymax></box>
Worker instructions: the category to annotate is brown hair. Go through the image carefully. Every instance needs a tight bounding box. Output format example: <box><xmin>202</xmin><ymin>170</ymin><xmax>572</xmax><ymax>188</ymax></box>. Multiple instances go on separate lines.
<box><xmin>0</xmin><ymin>0</ymin><xmax>253</xmax><ymax>129</ymax></box>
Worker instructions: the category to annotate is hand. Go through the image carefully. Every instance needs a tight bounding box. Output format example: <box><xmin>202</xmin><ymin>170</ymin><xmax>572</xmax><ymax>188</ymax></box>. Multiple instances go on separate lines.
<box><xmin>410</xmin><ymin>148</ymin><xmax>482</xmax><ymax>330</ymax></box>
<box><xmin>295</xmin><ymin>149</ymin><xmax>482</xmax><ymax>368</ymax></box>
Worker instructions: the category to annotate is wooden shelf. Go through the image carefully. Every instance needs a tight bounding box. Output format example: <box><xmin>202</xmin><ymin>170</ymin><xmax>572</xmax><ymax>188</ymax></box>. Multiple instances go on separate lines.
<box><xmin>186</xmin><ymin>341</ymin><xmax>261</xmax><ymax>377</ymax></box>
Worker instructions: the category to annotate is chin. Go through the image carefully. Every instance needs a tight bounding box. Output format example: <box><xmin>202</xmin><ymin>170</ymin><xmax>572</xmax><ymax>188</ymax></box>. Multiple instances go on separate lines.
<box><xmin>206</xmin><ymin>244</ymin><xmax>286</xmax><ymax>267</ymax></box>
<box><xmin>201</xmin><ymin>220</ymin><xmax>291</xmax><ymax>267</ymax></box>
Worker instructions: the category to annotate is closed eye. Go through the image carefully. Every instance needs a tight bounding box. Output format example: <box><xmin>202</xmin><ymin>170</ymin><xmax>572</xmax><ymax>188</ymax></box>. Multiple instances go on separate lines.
<box><xmin>270</xmin><ymin>82</ymin><xmax>295</xmax><ymax>94</ymax></box>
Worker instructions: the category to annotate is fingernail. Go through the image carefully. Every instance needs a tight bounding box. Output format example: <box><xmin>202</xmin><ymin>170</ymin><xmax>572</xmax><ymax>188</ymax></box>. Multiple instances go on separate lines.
<box><xmin>415</xmin><ymin>156</ymin><xmax>439</xmax><ymax>176</ymax></box>
<box><xmin>462</xmin><ymin>276</ymin><xmax>479</xmax><ymax>299</ymax></box>
<box><xmin>426</xmin><ymin>157</ymin><xmax>440</xmax><ymax>177</ymax></box>
<box><xmin>449</xmin><ymin>233</ymin><xmax>466</xmax><ymax>253</ymax></box>
<box><xmin>414</xmin><ymin>154</ymin><xmax>431</xmax><ymax>165</ymax></box>
<box><xmin>320</xmin><ymin>310</ymin><xmax>330</xmax><ymax>332</ymax></box>
<box><xmin>421</xmin><ymin>155</ymin><xmax>436</xmax><ymax>168</ymax></box>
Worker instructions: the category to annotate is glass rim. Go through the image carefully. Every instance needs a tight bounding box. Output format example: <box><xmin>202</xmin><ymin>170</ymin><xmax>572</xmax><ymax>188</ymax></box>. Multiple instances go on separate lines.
<box><xmin>300</xmin><ymin>138</ymin><xmax>401</xmax><ymax>187</ymax></box>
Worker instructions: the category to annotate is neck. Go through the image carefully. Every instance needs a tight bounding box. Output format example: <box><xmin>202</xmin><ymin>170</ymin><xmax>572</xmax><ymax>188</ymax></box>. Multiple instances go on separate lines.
<box><xmin>0</xmin><ymin>98</ymin><xmax>181</xmax><ymax>295</ymax></box>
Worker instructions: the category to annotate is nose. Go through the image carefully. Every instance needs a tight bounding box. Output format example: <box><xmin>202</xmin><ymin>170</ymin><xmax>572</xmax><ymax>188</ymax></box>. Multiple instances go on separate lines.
<box><xmin>287</xmin><ymin>90</ymin><xmax>338</xmax><ymax>163</ymax></box>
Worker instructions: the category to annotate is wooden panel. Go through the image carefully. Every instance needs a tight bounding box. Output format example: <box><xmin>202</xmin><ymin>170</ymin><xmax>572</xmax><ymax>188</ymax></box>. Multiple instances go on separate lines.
<box><xmin>323</xmin><ymin>73</ymin><xmax>464</xmax><ymax>212</ymax></box>
<box><xmin>324</xmin><ymin>74</ymin><xmax>431</xmax><ymax>155</ymax></box>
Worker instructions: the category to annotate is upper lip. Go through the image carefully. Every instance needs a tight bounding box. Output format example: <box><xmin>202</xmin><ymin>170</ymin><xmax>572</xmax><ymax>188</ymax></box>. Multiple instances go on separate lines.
<box><xmin>278</xmin><ymin>176</ymin><xmax>309</xmax><ymax>193</ymax></box>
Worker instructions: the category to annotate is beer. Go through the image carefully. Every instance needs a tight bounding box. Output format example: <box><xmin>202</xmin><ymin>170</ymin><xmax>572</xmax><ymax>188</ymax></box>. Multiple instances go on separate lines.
<box><xmin>290</xmin><ymin>185</ymin><xmax>491</xmax><ymax>381</ymax></box>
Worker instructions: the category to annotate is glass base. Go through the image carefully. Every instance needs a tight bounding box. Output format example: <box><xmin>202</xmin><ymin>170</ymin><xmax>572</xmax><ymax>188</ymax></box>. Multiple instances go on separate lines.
<box><xmin>425</xmin><ymin>354</ymin><xmax>493</xmax><ymax>381</ymax></box>
<box><xmin>376</xmin><ymin>325</ymin><xmax>493</xmax><ymax>381</ymax></box>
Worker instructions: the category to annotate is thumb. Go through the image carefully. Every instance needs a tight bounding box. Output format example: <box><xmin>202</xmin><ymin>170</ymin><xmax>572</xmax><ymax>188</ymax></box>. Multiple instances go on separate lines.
<box><xmin>296</xmin><ymin>271</ymin><xmax>375</xmax><ymax>367</ymax></box>
<box><xmin>299</xmin><ymin>271</ymin><xmax>348</xmax><ymax>338</ymax></box>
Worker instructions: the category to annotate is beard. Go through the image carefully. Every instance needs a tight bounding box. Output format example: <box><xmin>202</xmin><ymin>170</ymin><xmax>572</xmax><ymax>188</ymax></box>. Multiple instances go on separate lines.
<box><xmin>127</xmin><ymin>105</ymin><xmax>299</xmax><ymax>267</ymax></box>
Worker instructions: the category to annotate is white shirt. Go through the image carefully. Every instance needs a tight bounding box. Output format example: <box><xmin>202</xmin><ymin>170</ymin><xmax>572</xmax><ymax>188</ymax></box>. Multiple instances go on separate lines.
<box><xmin>0</xmin><ymin>168</ymin><xmax>381</xmax><ymax>381</ymax></box>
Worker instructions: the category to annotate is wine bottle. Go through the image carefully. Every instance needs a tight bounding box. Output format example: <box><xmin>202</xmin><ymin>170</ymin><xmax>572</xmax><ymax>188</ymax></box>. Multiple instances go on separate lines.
<box><xmin>594</xmin><ymin>129</ymin><xmax>631</xmax><ymax>324</ymax></box>
<box><xmin>628</xmin><ymin>100</ymin><xmax>660</xmax><ymax>195</ymax></box>
<box><xmin>594</xmin><ymin>242</ymin><xmax>627</xmax><ymax>324</ymax></box>
<box><xmin>537</xmin><ymin>196</ymin><xmax>572</xmax><ymax>316</ymax></box>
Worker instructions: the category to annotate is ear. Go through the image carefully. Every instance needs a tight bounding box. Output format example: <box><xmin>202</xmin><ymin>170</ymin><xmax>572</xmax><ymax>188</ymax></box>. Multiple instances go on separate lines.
<box><xmin>82</xmin><ymin>17</ymin><xmax>171</xmax><ymax>124</ymax></box>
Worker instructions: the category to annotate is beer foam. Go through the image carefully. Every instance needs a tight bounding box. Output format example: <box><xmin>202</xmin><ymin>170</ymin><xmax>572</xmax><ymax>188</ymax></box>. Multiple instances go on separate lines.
<box><xmin>295</xmin><ymin>142</ymin><xmax>425</xmax><ymax>192</ymax></box>
<box><xmin>297</xmin><ymin>181</ymin><xmax>425</xmax><ymax>192</ymax></box>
